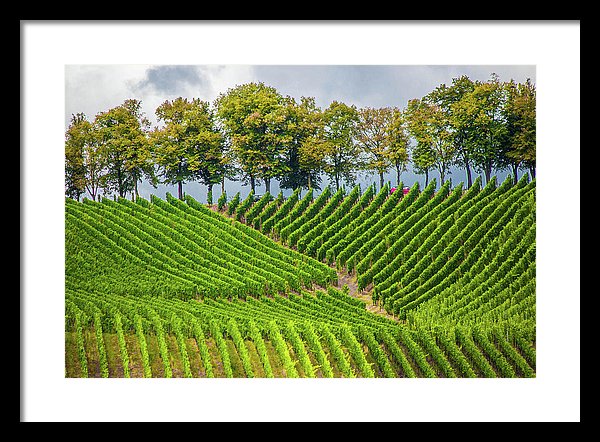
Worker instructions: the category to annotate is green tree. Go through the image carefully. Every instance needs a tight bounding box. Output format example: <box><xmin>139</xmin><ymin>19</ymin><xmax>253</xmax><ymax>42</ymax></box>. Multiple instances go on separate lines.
<box><xmin>217</xmin><ymin>137</ymin><xmax>240</xmax><ymax>195</ymax></box>
<box><xmin>405</xmin><ymin>98</ymin><xmax>454</xmax><ymax>186</ymax></box>
<box><xmin>463</xmin><ymin>74</ymin><xmax>508</xmax><ymax>184</ymax></box>
<box><xmin>319</xmin><ymin>101</ymin><xmax>362</xmax><ymax>191</ymax></box>
<box><xmin>501</xmin><ymin>78</ymin><xmax>536</xmax><ymax>180</ymax></box>
<box><xmin>385</xmin><ymin>108</ymin><xmax>410</xmax><ymax>186</ymax></box>
<box><xmin>429</xmin><ymin>75</ymin><xmax>478</xmax><ymax>188</ymax></box>
<box><xmin>188</xmin><ymin>103</ymin><xmax>227</xmax><ymax>202</ymax></box>
<box><xmin>94</xmin><ymin>107</ymin><xmax>132</xmax><ymax>198</ymax></box>
<box><xmin>65</xmin><ymin>113</ymin><xmax>102</xmax><ymax>201</ymax></box>
<box><xmin>94</xmin><ymin>100</ymin><xmax>155</xmax><ymax>199</ymax></box>
<box><xmin>355</xmin><ymin>107</ymin><xmax>394</xmax><ymax>189</ymax></box>
<box><xmin>299</xmin><ymin>133</ymin><xmax>327</xmax><ymax>190</ymax></box>
<box><xmin>152</xmin><ymin>97</ymin><xmax>218</xmax><ymax>199</ymax></box>
<box><xmin>279</xmin><ymin>96</ymin><xmax>322</xmax><ymax>191</ymax></box>
<box><xmin>215</xmin><ymin>82</ymin><xmax>291</xmax><ymax>194</ymax></box>
<box><xmin>121</xmin><ymin>99</ymin><xmax>157</xmax><ymax>200</ymax></box>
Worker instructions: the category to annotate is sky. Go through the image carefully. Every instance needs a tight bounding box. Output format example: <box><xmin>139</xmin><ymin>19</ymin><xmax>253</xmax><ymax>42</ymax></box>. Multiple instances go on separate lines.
<box><xmin>65</xmin><ymin>64</ymin><xmax>536</xmax><ymax>202</ymax></box>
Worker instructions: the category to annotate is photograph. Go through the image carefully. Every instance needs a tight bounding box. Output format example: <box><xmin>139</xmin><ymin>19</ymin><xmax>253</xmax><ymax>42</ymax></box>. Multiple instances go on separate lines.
<box><xmin>64</xmin><ymin>64</ymin><xmax>538</xmax><ymax>381</ymax></box>
<box><xmin>21</xmin><ymin>21</ymin><xmax>580</xmax><ymax>422</ymax></box>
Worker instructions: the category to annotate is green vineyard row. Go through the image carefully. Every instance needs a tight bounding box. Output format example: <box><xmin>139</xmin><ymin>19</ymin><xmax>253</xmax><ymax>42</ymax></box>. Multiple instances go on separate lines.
<box><xmin>225</xmin><ymin>175</ymin><xmax>535</xmax><ymax>334</ymax></box>
<box><xmin>65</xmin><ymin>287</ymin><xmax>536</xmax><ymax>378</ymax></box>
<box><xmin>65</xmin><ymin>176</ymin><xmax>536</xmax><ymax>378</ymax></box>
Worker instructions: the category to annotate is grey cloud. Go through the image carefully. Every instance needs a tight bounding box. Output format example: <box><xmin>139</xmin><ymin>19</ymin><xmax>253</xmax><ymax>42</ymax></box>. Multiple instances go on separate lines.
<box><xmin>252</xmin><ymin>65</ymin><xmax>536</xmax><ymax>111</ymax></box>
<box><xmin>133</xmin><ymin>65</ymin><xmax>206</xmax><ymax>95</ymax></box>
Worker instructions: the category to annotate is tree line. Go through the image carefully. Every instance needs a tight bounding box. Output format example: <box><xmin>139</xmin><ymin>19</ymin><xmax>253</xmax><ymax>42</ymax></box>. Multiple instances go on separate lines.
<box><xmin>65</xmin><ymin>73</ymin><xmax>535</xmax><ymax>202</ymax></box>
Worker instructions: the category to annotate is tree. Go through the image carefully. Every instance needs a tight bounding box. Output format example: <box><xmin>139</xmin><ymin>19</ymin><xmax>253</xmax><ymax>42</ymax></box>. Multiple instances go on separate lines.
<box><xmin>215</xmin><ymin>82</ymin><xmax>291</xmax><ymax>194</ymax></box>
<box><xmin>319</xmin><ymin>101</ymin><xmax>362</xmax><ymax>191</ymax></box>
<box><xmin>299</xmin><ymin>134</ymin><xmax>327</xmax><ymax>191</ymax></box>
<box><xmin>216</xmin><ymin>137</ymin><xmax>239</xmax><ymax>195</ymax></box>
<box><xmin>501</xmin><ymin>78</ymin><xmax>536</xmax><ymax>180</ymax></box>
<box><xmin>405</xmin><ymin>98</ymin><xmax>454</xmax><ymax>186</ymax></box>
<box><xmin>355</xmin><ymin>107</ymin><xmax>394</xmax><ymax>189</ymax></box>
<box><xmin>187</xmin><ymin>103</ymin><xmax>227</xmax><ymax>202</ymax></box>
<box><xmin>279</xmin><ymin>96</ymin><xmax>322</xmax><ymax>191</ymax></box>
<box><xmin>95</xmin><ymin>100</ymin><xmax>155</xmax><ymax>199</ymax></box>
<box><xmin>385</xmin><ymin>108</ymin><xmax>410</xmax><ymax>186</ymax></box>
<box><xmin>463</xmin><ymin>74</ymin><xmax>508</xmax><ymax>184</ymax></box>
<box><xmin>429</xmin><ymin>75</ymin><xmax>477</xmax><ymax>188</ymax></box>
<box><xmin>120</xmin><ymin>99</ymin><xmax>157</xmax><ymax>200</ymax></box>
<box><xmin>410</xmin><ymin>139</ymin><xmax>436</xmax><ymax>187</ymax></box>
<box><xmin>65</xmin><ymin>113</ymin><xmax>100</xmax><ymax>201</ymax></box>
<box><xmin>151</xmin><ymin>97</ymin><xmax>218</xmax><ymax>199</ymax></box>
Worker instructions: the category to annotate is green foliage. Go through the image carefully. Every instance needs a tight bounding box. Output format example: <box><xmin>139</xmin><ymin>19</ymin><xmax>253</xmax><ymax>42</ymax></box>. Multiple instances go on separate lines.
<box><xmin>65</xmin><ymin>176</ymin><xmax>535</xmax><ymax>378</ymax></box>
<box><xmin>266</xmin><ymin>320</ymin><xmax>298</xmax><ymax>378</ymax></box>
<box><xmin>95</xmin><ymin>99</ymin><xmax>156</xmax><ymax>199</ymax></box>
<box><xmin>319</xmin><ymin>101</ymin><xmax>363</xmax><ymax>191</ymax></box>
<box><xmin>65</xmin><ymin>113</ymin><xmax>97</xmax><ymax>201</ymax></box>
<box><xmin>217</xmin><ymin>190</ymin><xmax>227</xmax><ymax>211</ymax></box>
<box><xmin>134</xmin><ymin>314</ymin><xmax>152</xmax><ymax>378</ymax></box>
<box><xmin>209</xmin><ymin>319</ymin><xmax>233</xmax><ymax>378</ymax></box>
<box><xmin>227</xmin><ymin>318</ymin><xmax>254</xmax><ymax>378</ymax></box>
<box><xmin>281</xmin><ymin>96</ymin><xmax>323</xmax><ymax>191</ymax></box>
<box><xmin>152</xmin><ymin>97</ymin><xmax>224</xmax><ymax>199</ymax></box>
<box><xmin>235</xmin><ymin>191</ymin><xmax>255</xmax><ymax>222</ymax></box>
<box><xmin>113</xmin><ymin>311</ymin><xmax>130</xmax><ymax>378</ymax></box>
<box><xmin>227</xmin><ymin>192</ymin><xmax>241</xmax><ymax>216</ymax></box>
<box><xmin>207</xmin><ymin>187</ymin><xmax>213</xmax><ymax>206</ymax></box>
<box><xmin>248</xmin><ymin>320</ymin><xmax>273</xmax><ymax>378</ymax></box>
<box><xmin>215</xmin><ymin>82</ymin><xmax>291</xmax><ymax>191</ymax></box>
<box><xmin>94</xmin><ymin>311</ymin><xmax>109</xmax><ymax>378</ymax></box>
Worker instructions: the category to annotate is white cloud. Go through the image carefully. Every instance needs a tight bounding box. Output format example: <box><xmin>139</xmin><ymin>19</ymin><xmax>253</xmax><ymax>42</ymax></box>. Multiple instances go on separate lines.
<box><xmin>65</xmin><ymin>64</ymin><xmax>151</xmax><ymax>127</ymax></box>
<box><xmin>65</xmin><ymin>64</ymin><xmax>257</xmax><ymax>129</ymax></box>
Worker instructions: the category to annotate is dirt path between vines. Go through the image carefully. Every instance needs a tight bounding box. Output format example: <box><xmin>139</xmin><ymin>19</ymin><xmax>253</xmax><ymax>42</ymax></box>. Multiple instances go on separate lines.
<box><xmin>336</xmin><ymin>271</ymin><xmax>397</xmax><ymax>322</ymax></box>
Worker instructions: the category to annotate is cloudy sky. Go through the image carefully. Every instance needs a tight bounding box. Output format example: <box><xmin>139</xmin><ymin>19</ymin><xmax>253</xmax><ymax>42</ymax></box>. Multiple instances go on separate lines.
<box><xmin>65</xmin><ymin>64</ymin><xmax>536</xmax><ymax>200</ymax></box>
<box><xmin>65</xmin><ymin>64</ymin><xmax>536</xmax><ymax>130</ymax></box>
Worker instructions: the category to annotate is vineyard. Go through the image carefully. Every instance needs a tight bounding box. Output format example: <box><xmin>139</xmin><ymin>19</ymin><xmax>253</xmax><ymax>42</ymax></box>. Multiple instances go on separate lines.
<box><xmin>65</xmin><ymin>175</ymin><xmax>536</xmax><ymax>378</ymax></box>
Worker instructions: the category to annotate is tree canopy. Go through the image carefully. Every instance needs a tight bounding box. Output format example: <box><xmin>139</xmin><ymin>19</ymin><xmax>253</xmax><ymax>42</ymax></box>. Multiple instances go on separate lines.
<box><xmin>66</xmin><ymin>74</ymin><xmax>536</xmax><ymax>200</ymax></box>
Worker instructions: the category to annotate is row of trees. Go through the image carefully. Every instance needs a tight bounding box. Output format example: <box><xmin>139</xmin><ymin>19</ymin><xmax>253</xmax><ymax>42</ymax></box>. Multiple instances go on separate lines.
<box><xmin>65</xmin><ymin>74</ymin><xmax>535</xmax><ymax>201</ymax></box>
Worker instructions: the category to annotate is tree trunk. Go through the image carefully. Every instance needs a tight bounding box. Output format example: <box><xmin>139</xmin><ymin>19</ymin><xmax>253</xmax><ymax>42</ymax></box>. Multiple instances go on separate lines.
<box><xmin>396</xmin><ymin>165</ymin><xmax>401</xmax><ymax>186</ymax></box>
<box><xmin>207</xmin><ymin>183</ymin><xmax>213</xmax><ymax>205</ymax></box>
<box><xmin>512</xmin><ymin>163</ymin><xmax>519</xmax><ymax>183</ymax></box>
<box><xmin>529</xmin><ymin>165</ymin><xmax>536</xmax><ymax>179</ymax></box>
<box><xmin>464</xmin><ymin>158</ymin><xmax>472</xmax><ymax>188</ymax></box>
<box><xmin>379</xmin><ymin>172</ymin><xmax>384</xmax><ymax>190</ymax></box>
<box><xmin>425</xmin><ymin>170</ymin><xmax>429</xmax><ymax>187</ymax></box>
<box><xmin>335</xmin><ymin>174</ymin><xmax>340</xmax><ymax>192</ymax></box>
<box><xmin>134</xmin><ymin>179</ymin><xmax>138</xmax><ymax>201</ymax></box>
<box><xmin>250</xmin><ymin>175</ymin><xmax>256</xmax><ymax>193</ymax></box>
<box><xmin>307</xmin><ymin>174</ymin><xmax>312</xmax><ymax>190</ymax></box>
<box><xmin>265</xmin><ymin>177</ymin><xmax>271</xmax><ymax>194</ymax></box>
<box><xmin>177</xmin><ymin>158</ymin><xmax>184</xmax><ymax>199</ymax></box>
<box><xmin>117</xmin><ymin>168</ymin><xmax>124</xmax><ymax>198</ymax></box>
<box><xmin>221</xmin><ymin>177</ymin><xmax>225</xmax><ymax>194</ymax></box>
<box><xmin>484</xmin><ymin>161</ymin><xmax>492</xmax><ymax>185</ymax></box>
